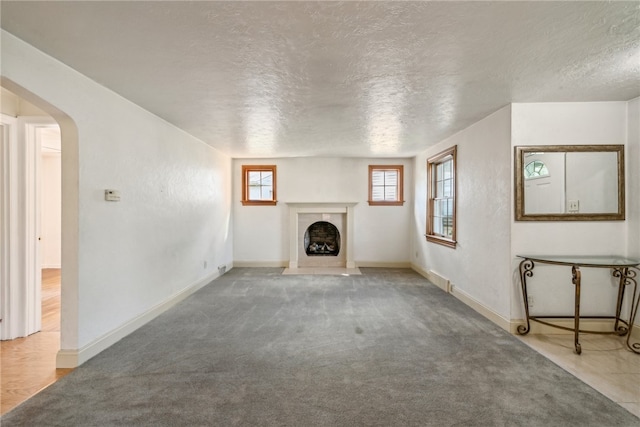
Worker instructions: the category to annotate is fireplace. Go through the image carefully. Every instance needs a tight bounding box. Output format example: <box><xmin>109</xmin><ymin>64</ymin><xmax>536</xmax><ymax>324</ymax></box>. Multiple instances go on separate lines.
<box><xmin>287</xmin><ymin>203</ymin><xmax>357</xmax><ymax>269</ymax></box>
<box><xmin>304</xmin><ymin>221</ymin><xmax>340</xmax><ymax>256</ymax></box>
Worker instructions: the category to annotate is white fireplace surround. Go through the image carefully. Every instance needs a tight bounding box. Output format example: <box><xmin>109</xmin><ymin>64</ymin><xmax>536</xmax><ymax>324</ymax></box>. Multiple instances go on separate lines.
<box><xmin>287</xmin><ymin>202</ymin><xmax>357</xmax><ymax>269</ymax></box>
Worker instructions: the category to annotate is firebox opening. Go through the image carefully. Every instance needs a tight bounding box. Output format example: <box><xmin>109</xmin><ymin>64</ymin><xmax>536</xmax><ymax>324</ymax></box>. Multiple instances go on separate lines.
<box><xmin>304</xmin><ymin>221</ymin><xmax>340</xmax><ymax>256</ymax></box>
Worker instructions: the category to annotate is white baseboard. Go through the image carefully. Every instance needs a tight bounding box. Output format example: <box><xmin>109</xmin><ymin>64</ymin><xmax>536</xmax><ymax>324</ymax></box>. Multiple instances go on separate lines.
<box><xmin>448</xmin><ymin>284</ymin><xmax>512</xmax><ymax>332</ymax></box>
<box><xmin>411</xmin><ymin>264</ymin><xmax>510</xmax><ymax>332</ymax></box>
<box><xmin>232</xmin><ymin>261</ymin><xmax>288</xmax><ymax>268</ymax></box>
<box><xmin>233</xmin><ymin>261</ymin><xmax>413</xmax><ymax>269</ymax></box>
<box><xmin>410</xmin><ymin>264</ymin><xmax>640</xmax><ymax>337</ymax></box>
<box><xmin>56</xmin><ymin>269</ymin><xmax>225</xmax><ymax>368</ymax></box>
<box><xmin>410</xmin><ymin>263</ymin><xmax>449</xmax><ymax>293</ymax></box>
<box><xmin>42</xmin><ymin>264</ymin><xmax>61</xmax><ymax>269</ymax></box>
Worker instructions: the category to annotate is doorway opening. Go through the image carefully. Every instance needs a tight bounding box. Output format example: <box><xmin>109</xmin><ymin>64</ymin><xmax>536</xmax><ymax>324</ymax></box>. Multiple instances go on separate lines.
<box><xmin>0</xmin><ymin>86</ymin><xmax>73</xmax><ymax>414</ymax></box>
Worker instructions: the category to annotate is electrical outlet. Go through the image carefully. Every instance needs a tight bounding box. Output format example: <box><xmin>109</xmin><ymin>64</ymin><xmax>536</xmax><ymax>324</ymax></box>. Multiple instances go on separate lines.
<box><xmin>567</xmin><ymin>200</ymin><xmax>579</xmax><ymax>213</ymax></box>
<box><xmin>203</xmin><ymin>261</ymin><xmax>207</xmax><ymax>269</ymax></box>
<box><xmin>527</xmin><ymin>296</ymin><xmax>534</xmax><ymax>307</ymax></box>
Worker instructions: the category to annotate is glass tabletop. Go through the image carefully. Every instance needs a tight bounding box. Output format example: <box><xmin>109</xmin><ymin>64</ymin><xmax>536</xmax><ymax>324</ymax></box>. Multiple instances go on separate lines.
<box><xmin>516</xmin><ymin>255</ymin><xmax>640</xmax><ymax>268</ymax></box>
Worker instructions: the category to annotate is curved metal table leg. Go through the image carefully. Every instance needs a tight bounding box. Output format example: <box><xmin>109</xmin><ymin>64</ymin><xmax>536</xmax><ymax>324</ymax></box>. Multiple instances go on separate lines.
<box><xmin>622</xmin><ymin>268</ymin><xmax>640</xmax><ymax>354</ymax></box>
<box><xmin>517</xmin><ymin>259</ymin><xmax>534</xmax><ymax>335</ymax></box>
<box><xmin>572</xmin><ymin>266</ymin><xmax>582</xmax><ymax>355</ymax></box>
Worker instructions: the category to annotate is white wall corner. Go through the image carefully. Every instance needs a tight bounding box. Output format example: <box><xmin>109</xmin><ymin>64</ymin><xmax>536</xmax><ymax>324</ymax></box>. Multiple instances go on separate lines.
<box><xmin>56</xmin><ymin>270</ymin><xmax>224</xmax><ymax>368</ymax></box>
<box><xmin>449</xmin><ymin>283</ymin><xmax>512</xmax><ymax>332</ymax></box>
<box><xmin>411</xmin><ymin>264</ymin><xmax>512</xmax><ymax>332</ymax></box>
<box><xmin>411</xmin><ymin>264</ymin><xmax>449</xmax><ymax>293</ymax></box>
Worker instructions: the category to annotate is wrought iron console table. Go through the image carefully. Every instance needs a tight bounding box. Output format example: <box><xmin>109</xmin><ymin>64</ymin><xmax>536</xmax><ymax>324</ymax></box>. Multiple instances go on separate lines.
<box><xmin>516</xmin><ymin>255</ymin><xmax>640</xmax><ymax>355</ymax></box>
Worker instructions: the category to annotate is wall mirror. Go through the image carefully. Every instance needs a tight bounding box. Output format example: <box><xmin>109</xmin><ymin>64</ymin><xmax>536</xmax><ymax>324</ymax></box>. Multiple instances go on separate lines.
<box><xmin>515</xmin><ymin>145</ymin><xmax>624</xmax><ymax>221</ymax></box>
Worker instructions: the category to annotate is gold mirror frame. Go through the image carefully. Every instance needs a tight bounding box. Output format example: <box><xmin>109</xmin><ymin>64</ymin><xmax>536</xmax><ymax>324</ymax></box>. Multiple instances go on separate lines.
<box><xmin>514</xmin><ymin>145</ymin><xmax>625</xmax><ymax>221</ymax></box>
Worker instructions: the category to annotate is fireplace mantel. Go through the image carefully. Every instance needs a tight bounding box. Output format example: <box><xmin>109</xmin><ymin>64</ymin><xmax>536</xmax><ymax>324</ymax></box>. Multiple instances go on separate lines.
<box><xmin>286</xmin><ymin>202</ymin><xmax>358</xmax><ymax>209</ymax></box>
<box><xmin>287</xmin><ymin>202</ymin><xmax>357</xmax><ymax>269</ymax></box>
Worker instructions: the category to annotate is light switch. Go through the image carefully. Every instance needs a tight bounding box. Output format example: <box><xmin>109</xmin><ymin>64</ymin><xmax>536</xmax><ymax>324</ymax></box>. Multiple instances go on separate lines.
<box><xmin>105</xmin><ymin>189</ymin><xmax>121</xmax><ymax>202</ymax></box>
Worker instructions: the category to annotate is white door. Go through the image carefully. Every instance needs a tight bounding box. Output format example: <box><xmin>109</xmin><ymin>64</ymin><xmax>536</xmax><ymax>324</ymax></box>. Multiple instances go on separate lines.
<box><xmin>0</xmin><ymin>116</ymin><xmax>54</xmax><ymax>339</ymax></box>
<box><xmin>24</xmin><ymin>121</ymin><xmax>44</xmax><ymax>336</ymax></box>
<box><xmin>0</xmin><ymin>119</ymin><xmax>12</xmax><ymax>335</ymax></box>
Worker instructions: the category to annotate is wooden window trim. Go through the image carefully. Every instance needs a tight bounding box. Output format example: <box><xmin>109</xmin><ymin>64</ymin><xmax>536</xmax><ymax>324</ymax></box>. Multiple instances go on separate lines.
<box><xmin>368</xmin><ymin>165</ymin><xmax>405</xmax><ymax>206</ymax></box>
<box><xmin>241</xmin><ymin>165</ymin><xmax>277</xmax><ymax>206</ymax></box>
<box><xmin>426</xmin><ymin>146</ymin><xmax>457</xmax><ymax>248</ymax></box>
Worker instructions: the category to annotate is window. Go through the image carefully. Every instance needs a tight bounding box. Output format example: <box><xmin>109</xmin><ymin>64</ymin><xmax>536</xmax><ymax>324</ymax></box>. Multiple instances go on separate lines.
<box><xmin>241</xmin><ymin>165</ymin><xmax>277</xmax><ymax>206</ymax></box>
<box><xmin>426</xmin><ymin>146</ymin><xmax>456</xmax><ymax>248</ymax></box>
<box><xmin>524</xmin><ymin>160</ymin><xmax>549</xmax><ymax>179</ymax></box>
<box><xmin>368</xmin><ymin>165</ymin><xmax>404</xmax><ymax>206</ymax></box>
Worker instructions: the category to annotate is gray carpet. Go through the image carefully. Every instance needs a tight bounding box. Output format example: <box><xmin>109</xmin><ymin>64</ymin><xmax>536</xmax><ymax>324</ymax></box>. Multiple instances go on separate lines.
<box><xmin>3</xmin><ymin>268</ymin><xmax>639</xmax><ymax>426</ymax></box>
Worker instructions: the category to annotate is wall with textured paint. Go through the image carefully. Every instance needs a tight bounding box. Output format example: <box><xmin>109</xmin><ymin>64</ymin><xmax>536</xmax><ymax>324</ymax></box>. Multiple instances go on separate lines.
<box><xmin>510</xmin><ymin>102</ymin><xmax>630</xmax><ymax>320</ymax></box>
<box><xmin>232</xmin><ymin>157</ymin><xmax>413</xmax><ymax>266</ymax></box>
<box><xmin>413</xmin><ymin>106</ymin><xmax>513</xmax><ymax>321</ymax></box>
<box><xmin>627</xmin><ymin>97</ymin><xmax>640</xmax><ymax>259</ymax></box>
<box><xmin>1</xmin><ymin>31</ymin><xmax>233</xmax><ymax>355</ymax></box>
<box><xmin>413</xmin><ymin>102</ymin><xmax>636</xmax><ymax>326</ymax></box>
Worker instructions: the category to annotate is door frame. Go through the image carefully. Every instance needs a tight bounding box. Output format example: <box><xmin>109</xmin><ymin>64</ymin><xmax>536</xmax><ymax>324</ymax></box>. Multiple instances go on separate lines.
<box><xmin>0</xmin><ymin>114</ymin><xmax>17</xmax><ymax>337</ymax></box>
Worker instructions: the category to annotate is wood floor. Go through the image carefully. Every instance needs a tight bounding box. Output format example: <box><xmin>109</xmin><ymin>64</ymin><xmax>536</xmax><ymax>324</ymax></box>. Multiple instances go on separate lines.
<box><xmin>1</xmin><ymin>269</ymin><xmax>72</xmax><ymax>415</ymax></box>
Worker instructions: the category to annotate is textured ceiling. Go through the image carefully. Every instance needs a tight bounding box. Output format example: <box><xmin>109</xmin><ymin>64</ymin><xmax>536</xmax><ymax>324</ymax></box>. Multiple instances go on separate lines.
<box><xmin>1</xmin><ymin>1</ymin><xmax>639</xmax><ymax>158</ymax></box>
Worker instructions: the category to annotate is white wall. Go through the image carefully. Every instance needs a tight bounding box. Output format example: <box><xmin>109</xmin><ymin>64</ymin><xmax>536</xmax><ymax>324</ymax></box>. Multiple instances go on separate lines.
<box><xmin>1</xmin><ymin>30</ymin><xmax>233</xmax><ymax>365</ymax></box>
<box><xmin>628</xmin><ymin>97</ymin><xmax>640</xmax><ymax>259</ymax></box>
<box><xmin>412</xmin><ymin>102</ymin><xmax>637</xmax><ymax>330</ymax></box>
<box><xmin>41</xmin><ymin>152</ymin><xmax>62</xmax><ymax>268</ymax></box>
<box><xmin>233</xmin><ymin>157</ymin><xmax>413</xmax><ymax>266</ymax></box>
<box><xmin>510</xmin><ymin>102</ymin><xmax>629</xmax><ymax>320</ymax></box>
<box><xmin>413</xmin><ymin>106</ymin><xmax>513</xmax><ymax>323</ymax></box>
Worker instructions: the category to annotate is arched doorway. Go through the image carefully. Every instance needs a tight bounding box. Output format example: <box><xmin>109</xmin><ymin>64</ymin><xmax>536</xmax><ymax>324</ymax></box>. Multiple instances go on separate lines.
<box><xmin>0</xmin><ymin>79</ymin><xmax>79</xmax><ymax>370</ymax></box>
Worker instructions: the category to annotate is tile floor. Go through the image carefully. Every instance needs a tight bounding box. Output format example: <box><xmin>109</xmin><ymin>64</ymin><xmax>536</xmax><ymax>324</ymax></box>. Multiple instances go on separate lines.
<box><xmin>518</xmin><ymin>333</ymin><xmax>640</xmax><ymax>419</ymax></box>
